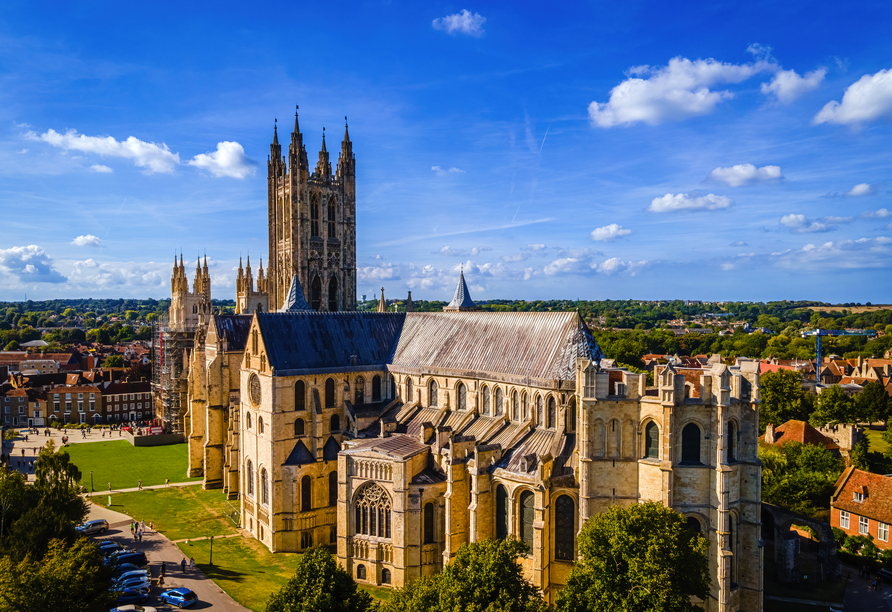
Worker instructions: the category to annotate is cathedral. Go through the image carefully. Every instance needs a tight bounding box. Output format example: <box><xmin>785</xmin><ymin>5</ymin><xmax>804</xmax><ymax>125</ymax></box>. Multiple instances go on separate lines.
<box><xmin>180</xmin><ymin>109</ymin><xmax>764</xmax><ymax>611</ymax></box>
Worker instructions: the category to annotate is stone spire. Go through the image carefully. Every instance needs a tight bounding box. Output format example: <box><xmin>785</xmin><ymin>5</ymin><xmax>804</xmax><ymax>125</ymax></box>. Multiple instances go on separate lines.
<box><xmin>281</xmin><ymin>274</ymin><xmax>312</xmax><ymax>312</ymax></box>
<box><xmin>338</xmin><ymin>115</ymin><xmax>354</xmax><ymax>180</ymax></box>
<box><xmin>443</xmin><ymin>269</ymin><xmax>478</xmax><ymax>312</ymax></box>
<box><xmin>406</xmin><ymin>291</ymin><xmax>413</xmax><ymax>313</ymax></box>
<box><xmin>377</xmin><ymin>287</ymin><xmax>387</xmax><ymax>313</ymax></box>
<box><xmin>316</xmin><ymin>128</ymin><xmax>331</xmax><ymax>178</ymax></box>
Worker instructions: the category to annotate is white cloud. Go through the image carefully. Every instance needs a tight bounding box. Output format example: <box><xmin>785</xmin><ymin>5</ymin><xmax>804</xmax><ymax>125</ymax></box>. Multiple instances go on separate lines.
<box><xmin>523</xmin><ymin>244</ymin><xmax>547</xmax><ymax>252</ymax></box>
<box><xmin>779</xmin><ymin>214</ymin><xmax>832</xmax><ymax>233</ymax></box>
<box><xmin>33</xmin><ymin>128</ymin><xmax>180</xmax><ymax>173</ymax></box>
<box><xmin>594</xmin><ymin>257</ymin><xmax>648</xmax><ymax>275</ymax></box>
<box><xmin>71</xmin><ymin>235</ymin><xmax>103</xmax><ymax>247</ymax></box>
<box><xmin>188</xmin><ymin>141</ymin><xmax>256</xmax><ymax>179</ymax></box>
<box><xmin>590</xmin><ymin>223</ymin><xmax>632</xmax><ymax>241</ymax></box>
<box><xmin>848</xmin><ymin>183</ymin><xmax>873</xmax><ymax>196</ymax></box>
<box><xmin>431</xmin><ymin>166</ymin><xmax>465</xmax><ymax>176</ymax></box>
<box><xmin>358</xmin><ymin>263</ymin><xmax>401</xmax><ymax>281</ymax></box>
<box><xmin>730</xmin><ymin>240</ymin><xmax>749</xmax><ymax>247</ymax></box>
<box><xmin>435</xmin><ymin>245</ymin><xmax>491</xmax><ymax>257</ymax></box>
<box><xmin>814</xmin><ymin>68</ymin><xmax>892</xmax><ymax>125</ymax></box>
<box><xmin>760</xmin><ymin>68</ymin><xmax>826</xmax><ymax>103</ymax></box>
<box><xmin>770</xmin><ymin>237</ymin><xmax>891</xmax><ymax>271</ymax></box>
<box><xmin>89</xmin><ymin>164</ymin><xmax>113</xmax><ymax>173</ymax></box>
<box><xmin>862</xmin><ymin>208</ymin><xmax>891</xmax><ymax>218</ymax></box>
<box><xmin>588</xmin><ymin>51</ymin><xmax>776</xmax><ymax>127</ymax></box>
<box><xmin>432</xmin><ymin>9</ymin><xmax>486</xmax><ymax>37</ymax></box>
<box><xmin>0</xmin><ymin>245</ymin><xmax>66</xmax><ymax>283</ymax></box>
<box><xmin>708</xmin><ymin>163</ymin><xmax>782</xmax><ymax>187</ymax></box>
<box><xmin>64</xmin><ymin>259</ymin><xmax>168</xmax><ymax>291</ymax></box>
<box><xmin>648</xmin><ymin>193</ymin><xmax>732</xmax><ymax>213</ymax></box>
<box><xmin>501</xmin><ymin>253</ymin><xmax>530</xmax><ymax>263</ymax></box>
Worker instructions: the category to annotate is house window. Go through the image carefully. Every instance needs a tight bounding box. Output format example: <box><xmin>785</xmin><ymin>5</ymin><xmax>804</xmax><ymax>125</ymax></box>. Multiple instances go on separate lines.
<box><xmin>457</xmin><ymin>383</ymin><xmax>467</xmax><ymax>411</ymax></box>
<box><xmin>407</xmin><ymin>378</ymin><xmax>413</xmax><ymax>402</ymax></box>
<box><xmin>840</xmin><ymin>510</ymin><xmax>850</xmax><ymax>530</ymax></box>
<box><xmin>324</xmin><ymin>378</ymin><xmax>334</xmax><ymax>408</ymax></box>
<box><xmin>372</xmin><ymin>375</ymin><xmax>381</xmax><ymax>402</ymax></box>
<box><xmin>289</xmin><ymin>380</ymin><xmax>305</xmax><ymax>412</ymax></box>
<box><xmin>423</xmin><ymin>502</ymin><xmax>435</xmax><ymax>544</ymax></box>
<box><xmin>301</xmin><ymin>475</ymin><xmax>312</xmax><ymax>512</ymax></box>
<box><xmin>879</xmin><ymin>522</ymin><xmax>889</xmax><ymax>542</ymax></box>
<box><xmin>644</xmin><ymin>421</ymin><xmax>660</xmax><ymax>459</ymax></box>
<box><xmin>554</xmin><ymin>495</ymin><xmax>575</xmax><ymax>561</ymax></box>
<box><xmin>18</xmin><ymin>406</ymin><xmax>24</xmax><ymax>414</ymax></box>
<box><xmin>520</xmin><ymin>491</ymin><xmax>534</xmax><ymax>549</ymax></box>
<box><xmin>294</xmin><ymin>419</ymin><xmax>304</xmax><ymax>436</ymax></box>
<box><xmin>496</xmin><ymin>485</ymin><xmax>509</xmax><ymax>540</ymax></box>
<box><xmin>853</xmin><ymin>491</ymin><xmax>864</xmax><ymax>503</ymax></box>
<box><xmin>859</xmin><ymin>516</ymin><xmax>869</xmax><ymax>534</ymax></box>
<box><xmin>681</xmin><ymin>423</ymin><xmax>701</xmax><ymax>464</ymax></box>
<box><xmin>355</xmin><ymin>377</ymin><xmax>365</xmax><ymax>405</ymax></box>
<box><xmin>89</xmin><ymin>400</ymin><xmax>95</xmax><ymax>411</ymax></box>
<box><xmin>354</xmin><ymin>483</ymin><xmax>391</xmax><ymax>539</ymax></box>
<box><xmin>329</xmin><ymin>471</ymin><xmax>338</xmax><ymax>507</ymax></box>
<box><xmin>429</xmin><ymin>380</ymin><xmax>438</xmax><ymax>407</ymax></box>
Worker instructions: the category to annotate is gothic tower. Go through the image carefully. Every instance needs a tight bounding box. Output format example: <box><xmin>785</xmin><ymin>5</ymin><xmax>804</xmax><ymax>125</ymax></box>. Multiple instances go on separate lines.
<box><xmin>267</xmin><ymin>107</ymin><xmax>357</xmax><ymax>312</ymax></box>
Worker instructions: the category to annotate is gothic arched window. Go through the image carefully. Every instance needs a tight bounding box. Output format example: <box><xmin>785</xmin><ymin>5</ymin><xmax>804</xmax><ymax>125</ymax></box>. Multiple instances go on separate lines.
<box><xmin>329</xmin><ymin>471</ymin><xmax>338</xmax><ymax>507</ymax></box>
<box><xmin>536</xmin><ymin>395</ymin><xmax>544</xmax><ymax>426</ymax></box>
<box><xmin>681</xmin><ymin>423</ymin><xmax>701</xmax><ymax>464</ymax></box>
<box><xmin>325</xmin><ymin>377</ymin><xmax>335</xmax><ymax>408</ymax></box>
<box><xmin>512</xmin><ymin>390</ymin><xmax>519</xmax><ymax>421</ymax></box>
<box><xmin>554</xmin><ymin>495</ymin><xmax>575</xmax><ymax>561</ymax></box>
<box><xmin>355</xmin><ymin>377</ymin><xmax>365</xmax><ymax>405</ymax></box>
<box><xmin>407</xmin><ymin>378</ymin><xmax>414</xmax><ymax>402</ymax></box>
<box><xmin>354</xmin><ymin>483</ymin><xmax>391</xmax><ymax>539</ymax></box>
<box><xmin>246</xmin><ymin>412</ymin><xmax>252</xmax><ymax>430</ymax></box>
<box><xmin>310</xmin><ymin>275</ymin><xmax>322</xmax><ymax>311</ymax></box>
<box><xmin>423</xmin><ymin>502</ymin><xmax>435</xmax><ymax>544</ymax></box>
<box><xmin>429</xmin><ymin>380</ymin><xmax>438</xmax><ymax>407</ymax></box>
<box><xmin>294</xmin><ymin>418</ymin><xmax>305</xmax><ymax>436</ymax></box>
<box><xmin>567</xmin><ymin>397</ymin><xmax>576</xmax><ymax>432</ymax></box>
<box><xmin>686</xmin><ymin>516</ymin><xmax>702</xmax><ymax>536</ymax></box>
<box><xmin>246</xmin><ymin>460</ymin><xmax>254</xmax><ymax>496</ymax></box>
<box><xmin>522</xmin><ymin>393</ymin><xmax>529</xmax><ymax>420</ymax></box>
<box><xmin>330</xmin><ymin>414</ymin><xmax>339</xmax><ymax>432</ymax></box>
<box><xmin>520</xmin><ymin>490</ymin><xmax>534</xmax><ymax>548</ymax></box>
<box><xmin>258</xmin><ymin>417</ymin><xmax>264</xmax><ymax>434</ymax></box>
<box><xmin>482</xmin><ymin>385</ymin><xmax>490</xmax><ymax>415</ymax></box>
<box><xmin>295</xmin><ymin>381</ymin><xmax>306</xmax><ymax>411</ymax></box>
<box><xmin>261</xmin><ymin>468</ymin><xmax>269</xmax><ymax>505</ymax></box>
<box><xmin>372</xmin><ymin>375</ymin><xmax>381</xmax><ymax>402</ymax></box>
<box><xmin>328</xmin><ymin>276</ymin><xmax>338</xmax><ymax>312</ymax></box>
<box><xmin>310</xmin><ymin>193</ymin><xmax>320</xmax><ymax>237</ymax></box>
<box><xmin>727</xmin><ymin>421</ymin><xmax>737</xmax><ymax>463</ymax></box>
<box><xmin>547</xmin><ymin>396</ymin><xmax>556</xmax><ymax>429</ymax></box>
<box><xmin>644</xmin><ymin>421</ymin><xmax>660</xmax><ymax>459</ymax></box>
<box><xmin>496</xmin><ymin>485</ymin><xmax>509</xmax><ymax>540</ymax></box>
<box><xmin>301</xmin><ymin>475</ymin><xmax>312</xmax><ymax>512</ymax></box>
<box><xmin>327</xmin><ymin>196</ymin><xmax>337</xmax><ymax>239</ymax></box>
<box><xmin>495</xmin><ymin>387</ymin><xmax>504</xmax><ymax>416</ymax></box>
<box><xmin>457</xmin><ymin>383</ymin><xmax>467</xmax><ymax>410</ymax></box>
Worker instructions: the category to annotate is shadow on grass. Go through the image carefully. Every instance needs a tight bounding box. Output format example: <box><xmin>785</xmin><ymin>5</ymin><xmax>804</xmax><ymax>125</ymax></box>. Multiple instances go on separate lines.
<box><xmin>200</xmin><ymin>565</ymin><xmax>251</xmax><ymax>583</ymax></box>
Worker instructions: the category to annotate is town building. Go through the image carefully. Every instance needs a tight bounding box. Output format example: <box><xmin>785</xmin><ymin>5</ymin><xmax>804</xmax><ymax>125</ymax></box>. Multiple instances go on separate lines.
<box><xmin>830</xmin><ymin>467</ymin><xmax>892</xmax><ymax>551</ymax></box>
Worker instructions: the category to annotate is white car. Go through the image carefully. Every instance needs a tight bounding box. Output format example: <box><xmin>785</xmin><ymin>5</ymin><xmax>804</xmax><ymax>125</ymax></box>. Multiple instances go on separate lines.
<box><xmin>109</xmin><ymin>606</ymin><xmax>157</xmax><ymax>612</ymax></box>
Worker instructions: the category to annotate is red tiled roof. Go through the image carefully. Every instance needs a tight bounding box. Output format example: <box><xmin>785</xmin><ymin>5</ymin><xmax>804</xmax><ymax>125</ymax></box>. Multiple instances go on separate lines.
<box><xmin>832</xmin><ymin>467</ymin><xmax>892</xmax><ymax>524</ymax></box>
<box><xmin>766</xmin><ymin>419</ymin><xmax>839</xmax><ymax>451</ymax></box>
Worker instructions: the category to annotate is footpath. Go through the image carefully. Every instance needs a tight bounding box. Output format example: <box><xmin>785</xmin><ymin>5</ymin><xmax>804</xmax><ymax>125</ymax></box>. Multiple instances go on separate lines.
<box><xmin>88</xmin><ymin>500</ymin><xmax>250</xmax><ymax>611</ymax></box>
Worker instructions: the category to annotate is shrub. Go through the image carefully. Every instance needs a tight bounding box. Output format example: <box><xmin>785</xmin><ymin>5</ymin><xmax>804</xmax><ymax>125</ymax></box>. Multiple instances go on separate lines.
<box><xmin>832</xmin><ymin>527</ymin><xmax>847</xmax><ymax>548</ymax></box>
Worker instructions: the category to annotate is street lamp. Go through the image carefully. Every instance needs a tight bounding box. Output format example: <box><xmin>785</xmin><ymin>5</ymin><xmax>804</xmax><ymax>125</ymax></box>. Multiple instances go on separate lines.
<box><xmin>90</xmin><ymin>471</ymin><xmax>94</xmax><ymax>494</ymax></box>
<box><xmin>209</xmin><ymin>535</ymin><xmax>214</xmax><ymax>566</ymax></box>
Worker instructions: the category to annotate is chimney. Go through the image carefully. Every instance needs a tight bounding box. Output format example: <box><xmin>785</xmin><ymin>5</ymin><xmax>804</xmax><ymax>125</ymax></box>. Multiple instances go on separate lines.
<box><xmin>765</xmin><ymin>423</ymin><xmax>775</xmax><ymax>444</ymax></box>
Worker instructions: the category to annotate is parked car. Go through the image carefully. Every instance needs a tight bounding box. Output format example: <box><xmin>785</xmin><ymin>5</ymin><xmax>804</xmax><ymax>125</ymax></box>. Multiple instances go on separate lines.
<box><xmin>113</xmin><ymin>577</ymin><xmax>151</xmax><ymax>594</ymax></box>
<box><xmin>109</xmin><ymin>605</ymin><xmax>157</xmax><ymax>612</ymax></box>
<box><xmin>159</xmin><ymin>588</ymin><xmax>198</xmax><ymax>608</ymax></box>
<box><xmin>113</xmin><ymin>569</ymin><xmax>149</xmax><ymax>582</ymax></box>
<box><xmin>112</xmin><ymin>563</ymin><xmax>142</xmax><ymax>576</ymax></box>
<box><xmin>115</xmin><ymin>589</ymin><xmax>149</xmax><ymax>605</ymax></box>
<box><xmin>879</xmin><ymin>568</ymin><xmax>892</xmax><ymax>583</ymax></box>
<box><xmin>75</xmin><ymin>519</ymin><xmax>109</xmax><ymax>536</ymax></box>
<box><xmin>100</xmin><ymin>543</ymin><xmax>127</xmax><ymax>557</ymax></box>
<box><xmin>104</xmin><ymin>549</ymin><xmax>136</xmax><ymax>565</ymax></box>
<box><xmin>112</xmin><ymin>552</ymin><xmax>148</xmax><ymax>567</ymax></box>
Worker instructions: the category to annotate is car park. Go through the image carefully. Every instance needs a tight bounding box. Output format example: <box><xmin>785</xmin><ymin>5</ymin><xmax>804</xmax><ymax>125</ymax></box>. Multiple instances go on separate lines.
<box><xmin>100</xmin><ymin>543</ymin><xmax>127</xmax><ymax>557</ymax></box>
<box><xmin>112</xmin><ymin>552</ymin><xmax>147</xmax><ymax>567</ymax></box>
<box><xmin>115</xmin><ymin>589</ymin><xmax>149</xmax><ymax>605</ymax></box>
<box><xmin>109</xmin><ymin>605</ymin><xmax>157</xmax><ymax>612</ymax></box>
<box><xmin>113</xmin><ymin>577</ymin><xmax>151</xmax><ymax>594</ymax></box>
<box><xmin>114</xmin><ymin>569</ymin><xmax>149</xmax><ymax>582</ymax></box>
<box><xmin>159</xmin><ymin>588</ymin><xmax>198</xmax><ymax>608</ymax></box>
<box><xmin>112</xmin><ymin>563</ymin><xmax>142</xmax><ymax>576</ymax></box>
<box><xmin>75</xmin><ymin>519</ymin><xmax>109</xmax><ymax>536</ymax></box>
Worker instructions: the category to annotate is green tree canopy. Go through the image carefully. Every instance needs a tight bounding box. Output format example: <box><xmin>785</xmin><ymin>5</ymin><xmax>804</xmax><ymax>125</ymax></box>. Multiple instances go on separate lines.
<box><xmin>760</xmin><ymin>441</ymin><xmax>844</xmax><ymax>516</ymax></box>
<box><xmin>809</xmin><ymin>385</ymin><xmax>855</xmax><ymax>428</ymax></box>
<box><xmin>556</xmin><ymin>502</ymin><xmax>710</xmax><ymax>612</ymax></box>
<box><xmin>265</xmin><ymin>547</ymin><xmax>374</xmax><ymax>612</ymax></box>
<box><xmin>103</xmin><ymin>355</ymin><xmax>124</xmax><ymax>368</ymax></box>
<box><xmin>854</xmin><ymin>380</ymin><xmax>889</xmax><ymax>425</ymax></box>
<box><xmin>383</xmin><ymin>538</ymin><xmax>547</xmax><ymax>612</ymax></box>
<box><xmin>759</xmin><ymin>370</ymin><xmax>812</xmax><ymax>431</ymax></box>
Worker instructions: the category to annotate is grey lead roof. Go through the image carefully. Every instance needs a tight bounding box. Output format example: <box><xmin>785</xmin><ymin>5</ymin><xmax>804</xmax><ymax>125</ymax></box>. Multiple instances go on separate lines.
<box><xmin>213</xmin><ymin>315</ymin><xmax>252</xmax><ymax>351</ymax></box>
<box><xmin>281</xmin><ymin>274</ymin><xmax>312</xmax><ymax>312</ymax></box>
<box><xmin>446</xmin><ymin>271</ymin><xmax>476</xmax><ymax>309</ymax></box>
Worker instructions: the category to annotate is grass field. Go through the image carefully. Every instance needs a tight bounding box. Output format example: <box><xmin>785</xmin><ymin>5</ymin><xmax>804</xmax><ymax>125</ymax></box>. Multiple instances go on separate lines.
<box><xmin>94</xmin><ymin>484</ymin><xmax>238</xmax><ymax>541</ymax></box>
<box><xmin>865</xmin><ymin>429</ymin><xmax>889</xmax><ymax>454</ymax></box>
<box><xmin>807</xmin><ymin>305</ymin><xmax>891</xmax><ymax>313</ymax></box>
<box><xmin>64</xmin><ymin>440</ymin><xmax>201</xmax><ymax>489</ymax></box>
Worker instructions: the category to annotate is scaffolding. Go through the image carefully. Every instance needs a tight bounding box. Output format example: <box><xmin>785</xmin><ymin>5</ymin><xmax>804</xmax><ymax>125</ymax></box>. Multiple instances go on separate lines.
<box><xmin>152</xmin><ymin>315</ymin><xmax>199</xmax><ymax>432</ymax></box>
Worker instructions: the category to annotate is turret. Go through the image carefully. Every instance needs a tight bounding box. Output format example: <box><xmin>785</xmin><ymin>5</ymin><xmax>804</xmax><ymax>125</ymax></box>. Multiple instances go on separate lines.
<box><xmin>315</xmin><ymin>128</ymin><xmax>331</xmax><ymax>179</ymax></box>
<box><xmin>290</xmin><ymin>106</ymin><xmax>307</xmax><ymax>172</ymax></box>
<box><xmin>337</xmin><ymin>116</ymin><xmax>354</xmax><ymax>181</ymax></box>
<box><xmin>377</xmin><ymin>287</ymin><xmax>387</xmax><ymax>313</ymax></box>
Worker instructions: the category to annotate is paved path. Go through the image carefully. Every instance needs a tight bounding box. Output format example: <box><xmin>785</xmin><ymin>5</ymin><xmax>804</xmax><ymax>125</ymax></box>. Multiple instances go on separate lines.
<box><xmin>765</xmin><ymin>595</ymin><xmax>845</xmax><ymax>606</ymax></box>
<box><xmin>842</xmin><ymin>569</ymin><xmax>892</xmax><ymax>612</ymax></box>
<box><xmin>88</xmin><ymin>500</ymin><xmax>250</xmax><ymax>611</ymax></box>
<box><xmin>86</xmin><ymin>481</ymin><xmax>197</xmax><ymax>497</ymax></box>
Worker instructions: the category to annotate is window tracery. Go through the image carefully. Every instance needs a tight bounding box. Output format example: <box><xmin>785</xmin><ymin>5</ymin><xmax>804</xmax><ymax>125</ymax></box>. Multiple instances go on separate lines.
<box><xmin>354</xmin><ymin>483</ymin><xmax>391</xmax><ymax>539</ymax></box>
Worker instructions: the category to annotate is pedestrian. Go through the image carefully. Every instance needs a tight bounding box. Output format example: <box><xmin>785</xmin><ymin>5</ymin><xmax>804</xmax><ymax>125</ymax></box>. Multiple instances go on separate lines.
<box><xmin>108</xmin><ymin>482</ymin><xmax>112</xmax><ymax>492</ymax></box>
<box><xmin>21</xmin><ymin>449</ymin><xmax>25</xmax><ymax>457</ymax></box>
<box><xmin>165</xmin><ymin>478</ymin><xmax>169</xmax><ymax>487</ymax></box>
<box><xmin>130</xmin><ymin>521</ymin><xmax>135</xmax><ymax>534</ymax></box>
<box><xmin>141</xmin><ymin>520</ymin><xmax>145</xmax><ymax>532</ymax></box>
<box><xmin>149</xmin><ymin>520</ymin><xmax>154</xmax><ymax>531</ymax></box>
<box><xmin>138</xmin><ymin>529</ymin><xmax>142</xmax><ymax>542</ymax></box>
<box><xmin>160</xmin><ymin>561</ymin><xmax>166</xmax><ymax>576</ymax></box>
<box><xmin>189</xmin><ymin>557</ymin><xmax>195</xmax><ymax>571</ymax></box>
<box><xmin>158</xmin><ymin>574</ymin><xmax>164</xmax><ymax>588</ymax></box>
<box><xmin>181</xmin><ymin>558</ymin><xmax>186</xmax><ymax>573</ymax></box>
<box><xmin>138</xmin><ymin>479</ymin><xmax>142</xmax><ymax>490</ymax></box>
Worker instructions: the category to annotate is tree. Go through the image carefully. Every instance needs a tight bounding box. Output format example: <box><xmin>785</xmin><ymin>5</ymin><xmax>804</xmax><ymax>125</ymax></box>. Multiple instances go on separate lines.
<box><xmin>759</xmin><ymin>370</ymin><xmax>811</xmax><ymax>430</ymax></box>
<box><xmin>265</xmin><ymin>547</ymin><xmax>373</xmax><ymax>612</ymax></box>
<box><xmin>0</xmin><ymin>538</ymin><xmax>115</xmax><ymax>612</ymax></box>
<box><xmin>2</xmin><ymin>341</ymin><xmax>18</xmax><ymax>351</ymax></box>
<box><xmin>854</xmin><ymin>380</ymin><xmax>889</xmax><ymax>425</ymax></box>
<box><xmin>383</xmin><ymin>538</ymin><xmax>547</xmax><ymax>612</ymax></box>
<box><xmin>849</xmin><ymin>438</ymin><xmax>870</xmax><ymax>471</ymax></box>
<box><xmin>809</xmin><ymin>385</ymin><xmax>855</xmax><ymax>428</ymax></box>
<box><xmin>760</xmin><ymin>441</ymin><xmax>844</xmax><ymax>516</ymax></box>
<box><xmin>103</xmin><ymin>355</ymin><xmax>124</xmax><ymax>368</ymax></box>
<box><xmin>556</xmin><ymin>502</ymin><xmax>709</xmax><ymax>612</ymax></box>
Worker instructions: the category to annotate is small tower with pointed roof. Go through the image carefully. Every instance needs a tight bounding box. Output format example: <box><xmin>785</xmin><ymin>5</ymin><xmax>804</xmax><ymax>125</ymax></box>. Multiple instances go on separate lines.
<box><xmin>236</xmin><ymin>254</ymin><xmax>270</xmax><ymax>315</ymax></box>
<box><xmin>267</xmin><ymin>106</ymin><xmax>356</xmax><ymax>313</ymax></box>
<box><xmin>443</xmin><ymin>269</ymin><xmax>478</xmax><ymax>312</ymax></box>
<box><xmin>377</xmin><ymin>287</ymin><xmax>387</xmax><ymax>313</ymax></box>
<box><xmin>169</xmin><ymin>252</ymin><xmax>213</xmax><ymax>331</ymax></box>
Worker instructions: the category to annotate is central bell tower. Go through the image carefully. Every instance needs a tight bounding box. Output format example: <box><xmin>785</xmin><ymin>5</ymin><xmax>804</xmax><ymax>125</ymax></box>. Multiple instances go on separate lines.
<box><xmin>267</xmin><ymin>107</ymin><xmax>357</xmax><ymax>312</ymax></box>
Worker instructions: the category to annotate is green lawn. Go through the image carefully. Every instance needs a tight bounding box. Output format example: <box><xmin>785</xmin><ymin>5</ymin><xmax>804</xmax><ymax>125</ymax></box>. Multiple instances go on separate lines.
<box><xmin>64</xmin><ymin>440</ymin><xmax>200</xmax><ymax>489</ymax></box>
<box><xmin>864</xmin><ymin>428</ymin><xmax>889</xmax><ymax>454</ymax></box>
<box><xmin>94</xmin><ymin>484</ymin><xmax>238</xmax><ymax>541</ymax></box>
<box><xmin>177</xmin><ymin>537</ymin><xmax>304</xmax><ymax>612</ymax></box>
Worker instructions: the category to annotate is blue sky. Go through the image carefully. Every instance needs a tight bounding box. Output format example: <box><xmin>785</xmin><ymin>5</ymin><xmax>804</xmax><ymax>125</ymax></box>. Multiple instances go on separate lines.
<box><xmin>1</xmin><ymin>1</ymin><xmax>891</xmax><ymax>303</ymax></box>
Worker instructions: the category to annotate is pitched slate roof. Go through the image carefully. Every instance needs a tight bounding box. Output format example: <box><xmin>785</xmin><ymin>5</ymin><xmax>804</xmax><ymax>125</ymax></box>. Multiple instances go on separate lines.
<box><xmin>281</xmin><ymin>275</ymin><xmax>312</xmax><ymax>312</ymax></box>
<box><xmin>283</xmin><ymin>440</ymin><xmax>316</xmax><ymax>466</ymax></box>
<box><xmin>832</xmin><ymin>467</ymin><xmax>892</xmax><ymax>524</ymax></box>
<box><xmin>343</xmin><ymin>434</ymin><xmax>429</xmax><ymax>460</ymax></box>
<box><xmin>323</xmin><ymin>436</ymin><xmax>341</xmax><ymax>461</ymax></box>
<box><xmin>213</xmin><ymin>315</ymin><xmax>252</xmax><ymax>351</ymax></box>
<box><xmin>445</xmin><ymin>271</ymin><xmax>477</xmax><ymax>310</ymax></box>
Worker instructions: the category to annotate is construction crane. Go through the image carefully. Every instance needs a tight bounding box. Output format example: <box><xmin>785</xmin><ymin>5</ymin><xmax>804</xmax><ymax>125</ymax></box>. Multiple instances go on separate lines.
<box><xmin>801</xmin><ymin>329</ymin><xmax>877</xmax><ymax>382</ymax></box>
